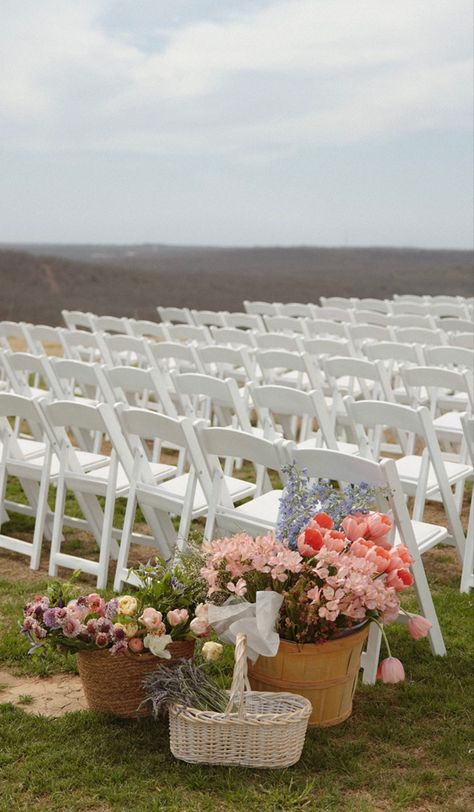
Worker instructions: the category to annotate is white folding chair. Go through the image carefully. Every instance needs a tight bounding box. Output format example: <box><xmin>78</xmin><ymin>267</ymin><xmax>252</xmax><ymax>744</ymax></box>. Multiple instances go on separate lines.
<box><xmin>449</xmin><ymin>332</ymin><xmax>474</xmax><ymax>350</ymax></box>
<box><xmin>255</xmin><ymin>349</ymin><xmax>322</xmax><ymax>390</ymax></box>
<box><xmin>99</xmin><ymin>334</ymin><xmax>151</xmax><ymax>368</ymax></box>
<box><xmin>263</xmin><ymin>315</ymin><xmax>306</xmax><ymax>335</ymax></box>
<box><xmin>434</xmin><ymin>318</ymin><xmax>473</xmax><ymax>333</ymax></box>
<box><xmin>157</xmin><ymin>306</ymin><xmax>193</xmax><ymax>325</ymax></box>
<box><xmin>0</xmin><ymin>394</ymin><xmax>54</xmax><ymax>568</ymax></box>
<box><xmin>314</xmin><ymin>307</ymin><xmax>355</xmax><ymax>324</ymax></box>
<box><xmin>191</xmin><ymin>310</ymin><xmax>227</xmax><ymax>328</ymax></box>
<box><xmin>197</xmin><ymin>345</ymin><xmax>257</xmax><ymax>386</ymax></box>
<box><xmin>0</xmin><ymin>321</ymin><xmax>29</xmax><ymax>352</ymax></box>
<box><xmin>243</xmin><ymin>300</ymin><xmax>280</xmax><ymax>317</ymax></box>
<box><xmin>254</xmin><ymin>332</ymin><xmax>302</xmax><ymax>352</ymax></box>
<box><xmin>351</xmin><ymin>310</ymin><xmax>390</xmax><ymax>327</ymax></box>
<box><xmin>61</xmin><ymin>310</ymin><xmax>94</xmax><ymax>331</ymax></box>
<box><xmin>282</xmin><ymin>445</ymin><xmax>446</xmax><ymax>682</ymax></box>
<box><xmin>60</xmin><ymin>329</ymin><xmax>108</xmax><ymax>363</ymax></box>
<box><xmin>389</xmin><ymin>314</ymin><xmax>436</xmax><ymax>329</ymax></box>
<box><xmin>393</xmin><ymin>327</ymin><xmax>446</xmax><ymax>347</ymax></box>
<box><xmin>363</xmin><ymin>342</ymin><xmax>425</xmax><ymax>404</ymax></box>
<box><xmin>319</xmin><ymin>297</ymin><xmax>355</xmax><ymax>309</ymax></box>
<box><xmin>345</xmin><ymin>398</ymin><xmax>470</xmax><ymax>560</ymax></box>
<box><xmin>277</xmin><ymin>303</ymin><xmax>315</xmax><ymax>319</ymax></box>
<box><xmin>224</xmin><ymin>312</ymin><xmax>265</xmax><ymax>331</ymax></box>
<box><xmin>164</xmin><ymin>324</ymin><xmax>212</xmax><ymax>345</ymax></box>
<box><xmin>90</xmin><ymin>314</ymin><xmax>132</xmax><ymax>336</ymax></box>
<box><xmin>210</xmin><ymin>327</ymin><xmax>257</xmax><ymax>349</ymax></box>
<box><xmin>146</xmin><ymin>340</ymin><xmax>203</xmax><ymax>376</ymax></box>
<box><xmin>346</xmin><ymin>323</ymin><xmax>394</xmax><ymax>351</ymax></box>
<box><xmin>22</xmin><ymin>324</ymin><xmax>65</xmax><ymax>356</ymax></box>
<box><xmin>128</xmin><ymin>319</ymin><xmax>168</xmax><ymax>342</ymax></box>
<box><xmin>196</xmin><ymin>425</ymin><xmax>285</xmax><ymax>540</ymax></box>
<box><xmin>303</xmin><ymin>319</ymin><xmax>349</xmax><ymax>340</ymax></box>
<box><xmin>354</xmin><ymin>298</ymin><xmax>392</xmax><ymax>314</ymax></box>
<box><xmin>423</xmin><ymin>345</ymin><xmax>474</xmax><ymax>370</ymax></box>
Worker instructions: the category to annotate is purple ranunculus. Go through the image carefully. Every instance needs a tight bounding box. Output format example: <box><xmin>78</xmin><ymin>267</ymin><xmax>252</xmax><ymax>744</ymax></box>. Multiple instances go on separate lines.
<box><xmin>62</xmin><ymin>616</ymin><xmax>80</xmax><ymax>637</ymax></box>
<box><xmin>97</xmin><ymin>618</ymin><xmax>113</xmax><ymax>634</ymax></box>
<box><xmin>43</xmin><ymin>608</ymin><xmax>59</xmax><ymax>629</ymax></box>
<box><xmin>110</xmin><ymin>639</ymin><xmax>128</xmax><ymax>656</ymax></box>
<box><xmin>105</xmin><ymin>598</ymin><xmax>119</xmax><ymax>619</ymax></box>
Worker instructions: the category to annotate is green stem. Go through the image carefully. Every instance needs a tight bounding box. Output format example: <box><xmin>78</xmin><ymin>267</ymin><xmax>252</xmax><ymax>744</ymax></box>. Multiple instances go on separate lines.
<box><xmin>371</xmin><ymin>618</ymin><xmax>393</xmax><ymax>658</ymax></box>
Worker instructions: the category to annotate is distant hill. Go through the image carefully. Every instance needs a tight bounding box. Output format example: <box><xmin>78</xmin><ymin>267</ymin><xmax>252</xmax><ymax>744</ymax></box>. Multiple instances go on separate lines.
<box><xmin>0</xmin><ymin>245</ymin><xmax>472</xmax><ymax>325</ymax></box>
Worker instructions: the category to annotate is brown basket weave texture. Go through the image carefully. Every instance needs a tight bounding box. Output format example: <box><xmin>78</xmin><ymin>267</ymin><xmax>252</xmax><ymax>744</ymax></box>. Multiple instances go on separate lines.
<box><xmin>169</xmin><ymin>634</ymin><xmax>312</xmax><ymax>768</ymax></box>
<box><xmin>77</xmin><ymin>638</ymin><xmax>195</xmax><ymax>718</ymax></box>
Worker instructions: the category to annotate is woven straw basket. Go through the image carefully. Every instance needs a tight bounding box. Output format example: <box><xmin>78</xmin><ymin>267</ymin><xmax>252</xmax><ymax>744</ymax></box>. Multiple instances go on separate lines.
<box><xmin>169</xmin><ymin>633</ymin><xmax>312</xmax><ymax>768</ymax></box>
<box><xmin>77</xmin><ymin>639</ymin><xmax>195</xmax><ymax>718</ymax></box>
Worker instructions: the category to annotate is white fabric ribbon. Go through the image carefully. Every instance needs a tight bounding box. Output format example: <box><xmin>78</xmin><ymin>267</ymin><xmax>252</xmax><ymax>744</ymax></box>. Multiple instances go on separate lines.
<box><xmin>207</xmin><ymin>590</ymin><xmax>283</xmax><ymax>662</ymax></box>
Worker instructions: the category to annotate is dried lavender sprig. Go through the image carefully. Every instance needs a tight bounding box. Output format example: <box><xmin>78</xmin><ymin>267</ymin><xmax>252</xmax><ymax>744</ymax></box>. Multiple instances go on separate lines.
<box><xmin>142</xmin><ymin>659</ymin><xmax>229</xmax><ymax>717</ymax></box>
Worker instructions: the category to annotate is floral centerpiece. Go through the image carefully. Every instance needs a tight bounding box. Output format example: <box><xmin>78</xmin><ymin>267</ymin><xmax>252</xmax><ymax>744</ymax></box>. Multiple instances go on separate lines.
<box><xmin>199</xmin><ymin>465</ymin><xmax>432</xmax><ymax>726</ymax></box>
<box><xmin>21</xmin><ymin>558</ymin><xmax>211</xmax><ymax>717</ymax></box>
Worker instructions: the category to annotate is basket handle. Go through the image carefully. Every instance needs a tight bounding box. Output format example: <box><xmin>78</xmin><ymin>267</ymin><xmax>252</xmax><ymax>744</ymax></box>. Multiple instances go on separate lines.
<box><xmin>224</xmin><ymin>633</ymin><xmax>251</xmax><ymax>719</ymax></box>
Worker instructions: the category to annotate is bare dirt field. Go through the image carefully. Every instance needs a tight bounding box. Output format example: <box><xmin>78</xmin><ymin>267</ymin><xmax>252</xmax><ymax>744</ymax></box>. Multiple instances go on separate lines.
<box><xmin>0</xmin><ymin>244</ymin><xmax>472</xmax><ymax>325</ymax></box>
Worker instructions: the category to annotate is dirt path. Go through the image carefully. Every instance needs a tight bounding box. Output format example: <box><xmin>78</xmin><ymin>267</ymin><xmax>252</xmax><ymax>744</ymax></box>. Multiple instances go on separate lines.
<box><xmin>0</xmin><ymin>667</ymin><xmax>87</xmax><ymax>716</ymax></box>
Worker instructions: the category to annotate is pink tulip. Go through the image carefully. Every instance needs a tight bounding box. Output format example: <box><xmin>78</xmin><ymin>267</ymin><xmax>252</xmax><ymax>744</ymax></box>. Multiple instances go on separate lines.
<box><xmin>342</xmin><ymin>514</ymin><xmax>369</xmax><ymax>541</ymax></box>
<box><xmin>351</xmin><ymin>538</ymin><xmax>374</xmax><ymax>558</ymax></box>
<box><xmin>312</xmin><ymin>512</ymin><xmax>334</xmax><ymax>530</ymax></box>
<box><xmin>366</xmin><ymin>512</ymin><xmax>393</xmax><ymax>540</ymax></box>
<box><xmin>167</xmin><ymin>608</ymin><xmax>189</xmax><ymax>627</ymax></box>
<box><xmin>407</xmin><ymin>615</ymin><xmax>432</xmax><ymax>640</ymax></box>
<box><xmin>379</xmin><ymin>657</ymin><xmax>405</xmax><ymax>683</ymax></box>
<box><xmin>366</xmin><ymin>545</ymin><xmax>391</xmax><ymax>573</ymax></box>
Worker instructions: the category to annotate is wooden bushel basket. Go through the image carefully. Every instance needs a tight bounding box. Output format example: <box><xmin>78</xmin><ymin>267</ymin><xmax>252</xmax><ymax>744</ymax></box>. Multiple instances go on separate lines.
<box><xmin>77</xmin><ymin>639</ymin><xmax>195</xmax><ymax>718</ymax></box>
<box><xmin>169</xmin><ymin>633</ymin><xmax>312</xmax><ymax>768</ymax></box>
<box><xmin>248</xmin><ymin>625</ymin><xmax>369</xmax><ymax>727</ymax></box>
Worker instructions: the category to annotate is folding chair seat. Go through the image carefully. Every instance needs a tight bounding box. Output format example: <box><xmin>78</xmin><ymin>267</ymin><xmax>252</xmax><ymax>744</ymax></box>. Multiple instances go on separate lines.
<box><xmin>108</xmin><ymin>407</ymin><xmax>256</xmax><ymax>590</ymax></box>
<box><xmin>195</xmin><ymin>426</ymin><xmax>285</xmax><ymax>540</ymax></box>
<box><xmin>345</xmin><ymin>399</ymin><xmax>470</xmax><ymax>560</ymax></box>
<box><xmin>243</xmin><ymin>300</ymin><xmax>280</xmax><ymax>317</ymax></box>
<box><xmin>157</xmin><ymin>306</ymin><xmax>194</xmax><ymax>325</ymax></box>
<box><xmin>224</xmin><ymin>312</ymin><xmax>265</xmax><ymax>331</ymax></box>
<box><xmin>191</xmin><ymin>310</ymin><xmax>228</xmax><ymax>328</ymax></box>
<box><xmin>281</xmin><ymin>445</ymin><xmax>446</xmax><ymax>681</ymax></box>
<box><xmin>210</xmin><ymin>326</ymin><xmax>257</xmax><ymax>349</ymax></box>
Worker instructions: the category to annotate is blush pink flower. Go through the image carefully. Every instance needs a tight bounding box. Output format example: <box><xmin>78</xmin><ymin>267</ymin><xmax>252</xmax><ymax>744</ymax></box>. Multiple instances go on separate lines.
<box><xmin>378</xmin><ymin>657</ymin><xmax>405</xmax><ymax>683</ymax></box>
<box><xmin>366</xmin><ymin>512</ymin><xmax>393</xmax><ymax>542</ymax></box>
<box><xmin>128</xmin><ymin>637</ymin><xmax>144</xmax><ymax>653</ymax></box>
<box><xmin>167</xmin><ymin>608</ymin><xmax>189</xmax><ymax>627</ymax></box>
<box><xmin>351</xmin><ymin>538</ymin><xmax>374</xmax><ymax>558</ymax></box>
<box><xmin>62</xmin><ymin>616</ymin><xmax>80</xmax><ymax>637</ymax></box>
<box><xmin>341</xmin><ymin>513</ymin><xmax>369</xmax><ymax>541</ymax></box>
<box><xmin>366</xmin><ymin>545</ymin><xmax>391</xmax><ymax>573</ymax></box>
<box><xmin>407</xmin><ymin>615</ymin><xmax>432</xmax><ymax>640</ymax></box>
<box><xmin>139</xmin><ymin>608</ymin><xmax>163</xmax><ymax>631</ymax></box>
<box><xmin>227</xmin><ymin>578</ymin><xmax>247</xmax><ymax>597</ymax></box>
<box><xmin>86</xmin><ymin>593</ymin><xmax>105</xmax><ymax>615</ymax></box>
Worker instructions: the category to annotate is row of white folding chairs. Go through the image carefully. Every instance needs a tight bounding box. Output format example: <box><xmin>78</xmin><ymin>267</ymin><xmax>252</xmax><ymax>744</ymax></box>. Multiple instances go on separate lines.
<box><xmin>243</xmin><ymin>297</ymin><xmax>473</xmax><ymax>319</ymax></box>
<box><xmin>1</xmin><ymin>347</ymin><xmax>472</xmax><ymax>565</ymax></box>
<box><xmin>2</xmin><ymin>390</ymin><xmax>471</xmax><ymax>676</ymax></box>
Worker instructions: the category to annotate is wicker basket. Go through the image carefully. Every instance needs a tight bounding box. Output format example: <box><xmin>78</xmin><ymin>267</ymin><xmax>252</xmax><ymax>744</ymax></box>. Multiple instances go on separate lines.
<box><xmin>169</xmin><ymin>633</ymin><xmax>312</xmax><ymax>768</ymax></box>
<box><xmin>77</xmin><ymin>639</ymin><xmax>195</xmax><ymax>718</ymax></box>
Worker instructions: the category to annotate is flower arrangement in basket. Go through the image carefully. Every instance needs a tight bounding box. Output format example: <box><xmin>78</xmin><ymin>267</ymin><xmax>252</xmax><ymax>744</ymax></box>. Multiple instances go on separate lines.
<box><xmin>20</xmin><ymin>557</ymin><xmax>211</xmax><ymax>717</ymax></box>
<box><xmin>199</xmin><ymin>466</ymin><xmax>432</xmax><ymax>725</ymax></box>
<box><xmin>143</xmin><ymin>633</ymin><xmax>312</xmax><ymax>768</ymax></box>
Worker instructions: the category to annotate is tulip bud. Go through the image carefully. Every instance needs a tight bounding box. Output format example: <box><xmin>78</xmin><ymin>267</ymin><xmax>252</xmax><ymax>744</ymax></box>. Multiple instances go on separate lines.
<box><xmin>379</xmin><ymin>657</ymin><xmax>405</xmax><ymax>683</ymax></box>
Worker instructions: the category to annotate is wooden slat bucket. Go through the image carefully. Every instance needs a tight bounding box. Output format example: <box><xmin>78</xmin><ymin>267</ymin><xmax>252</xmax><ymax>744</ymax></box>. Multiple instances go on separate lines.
<box><xmin>247</xmin><ymin>626</ymin><xmax>369</xmax><ymax>727</ymax></box>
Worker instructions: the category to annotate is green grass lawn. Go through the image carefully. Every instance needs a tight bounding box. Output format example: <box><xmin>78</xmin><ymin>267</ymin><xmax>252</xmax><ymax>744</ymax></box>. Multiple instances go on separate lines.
<box><xmin>0</xmin><ymin>476</ymin><xmax>473</xmax><ymax>811</ymax></box>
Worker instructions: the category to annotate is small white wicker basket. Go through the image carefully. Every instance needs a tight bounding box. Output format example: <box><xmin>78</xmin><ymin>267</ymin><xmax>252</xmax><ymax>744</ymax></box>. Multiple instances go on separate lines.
<box><xmin>169</xmin><ymin>633</ymin><xmax>312</xmax><ymax>768</ymax></box>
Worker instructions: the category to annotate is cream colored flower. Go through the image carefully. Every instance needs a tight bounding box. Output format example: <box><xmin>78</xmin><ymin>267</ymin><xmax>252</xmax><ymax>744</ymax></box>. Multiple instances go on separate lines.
<box><xmin>117</xmin><ymin>595</ymin><xmax>138</xmax><ymax>616</ymax></box>
<box><xmin>201</xmin><ymin>641</ymin><xmax>223</xmax><ymax>662</ymax></box>
<box><xmin>124</xmin><ymin>622</ymin><xmax>138</xmax><ymax>639</ymax></box>
<box><xmin>144</xmin><ymin>633</ymin><xmax>172</xmax><ymax>658</ymax></box>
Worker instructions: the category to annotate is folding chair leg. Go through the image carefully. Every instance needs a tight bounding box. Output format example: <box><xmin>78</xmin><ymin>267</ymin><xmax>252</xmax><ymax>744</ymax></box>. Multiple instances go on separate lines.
<box><xmin>49</xmin><ymin>471</ymin><xmax>67</xmax><ymax>578</ymax></box>
<box><xmin>113</xmin><ymin>485</ymin><xmax>137</xmax><ymax>592</ymax></box>
<box><xmin>460</xmin><ymin>492</ymin><xmax>474</xmax><ymax>593</ymax></box>
<box><xmin>96</xmin><ymin>457</ymin><xmax>118</xmax><ymax>589</ymax></box>
<box><xmin>30</xmin><ymin>444</ymin><xmax>52</xmax><ymax>571</ymax></box>
<box><xmin>361</xmin><ymin>623</ymin><xmax>382</xmax><ymax>685</ymax></box>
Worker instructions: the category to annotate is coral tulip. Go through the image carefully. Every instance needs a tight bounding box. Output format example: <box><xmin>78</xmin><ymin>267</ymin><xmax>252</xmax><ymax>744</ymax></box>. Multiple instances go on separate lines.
<box><xmin>312</xmin><ymin>512</ymin><xmax>334</xmax><ymax>530</ymax></box>
<box><xmin>386</xmin><ymin>568</ymin><xmax>413</xmax><ymax>591</ymax></box>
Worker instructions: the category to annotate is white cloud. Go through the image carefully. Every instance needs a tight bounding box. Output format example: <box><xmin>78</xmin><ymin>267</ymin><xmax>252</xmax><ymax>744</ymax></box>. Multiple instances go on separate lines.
<box><xmin>0</xmin><ymin>0</ymin><xmax>472</xmax><ymax>157</ymax></box>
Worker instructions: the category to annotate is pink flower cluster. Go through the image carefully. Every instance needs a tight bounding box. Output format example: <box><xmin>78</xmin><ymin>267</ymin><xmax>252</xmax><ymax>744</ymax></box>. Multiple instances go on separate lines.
<box><xmin>200</xmin><ymin>533</ymin><xmax>303</xmax><ymax>597</ymax></box>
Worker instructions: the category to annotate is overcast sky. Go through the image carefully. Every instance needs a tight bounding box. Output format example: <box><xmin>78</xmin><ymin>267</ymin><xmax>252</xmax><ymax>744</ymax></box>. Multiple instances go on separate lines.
<box><xmin>0</xmin><ymin>0</ymin><xmax>472</xmax><ymax>248</ymax></box>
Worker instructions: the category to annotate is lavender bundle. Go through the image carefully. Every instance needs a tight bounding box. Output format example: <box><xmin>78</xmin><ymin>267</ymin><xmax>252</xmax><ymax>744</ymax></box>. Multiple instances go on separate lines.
<box><xmin>142</xmin><ymin>658</ymin><xmax>229</xmax><ymax>717</ymax></box>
